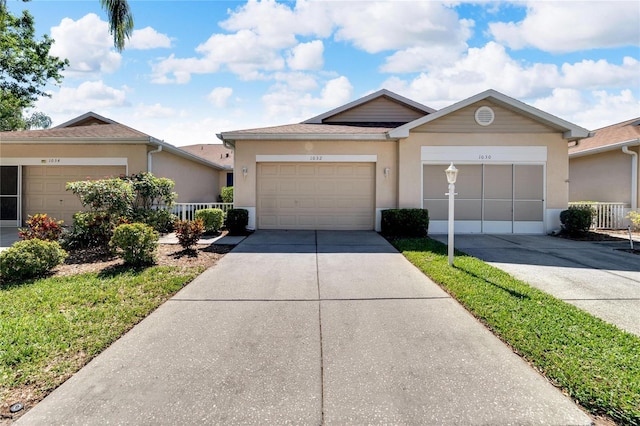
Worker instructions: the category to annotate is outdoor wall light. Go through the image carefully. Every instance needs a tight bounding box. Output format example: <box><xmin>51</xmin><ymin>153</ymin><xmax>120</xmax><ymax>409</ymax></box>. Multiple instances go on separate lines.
<box><xmin>445</xmin><ymin>162</ymin><xmax>458</xmax><ymax>266</ymax></box>
<box><xmin>384</xmin><ymin>167</ymin><xmax>390</xmax><ymax>178</ymax></box>
<box><xmin>242</xmin><ymin>166</ymin><xmax>248</xmax><ymax>177</ymax></box>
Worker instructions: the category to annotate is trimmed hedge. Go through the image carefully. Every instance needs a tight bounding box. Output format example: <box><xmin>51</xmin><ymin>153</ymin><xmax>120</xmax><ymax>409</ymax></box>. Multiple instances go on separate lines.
<box><xmin>560</xmin><ymin>205</ymin><xmax>593</xmax><ymax>235</ymax></box>
<box><xmin>226</xmin><ymin>209</ymin><xmax>248</xmax><ymax>236</ymax></box>
<box><xmin>0</xmin><ymin>239</ymin><xmax>68</xmax><ymax>283</ymax></box>
<box><xmin>109</xmin><ymin>223</ymin><xmax>159</xmax><ymax>266</ymax></box>
<box><xmin>381</xmin><ymin>208</ymin><xmax>429</xmax><ymax>238</ymax></box>
<box><xmin>195</xmin><ymin>208</ymin><xmax>224</xmax><ymax>234</ymax></box>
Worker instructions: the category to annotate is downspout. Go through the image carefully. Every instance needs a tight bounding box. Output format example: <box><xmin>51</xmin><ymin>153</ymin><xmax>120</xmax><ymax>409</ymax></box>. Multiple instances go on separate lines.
<box><xmin>147</xmin><ymin>143</ymin><xmax>162</xmax><ymax>173</ymax></box>
<box><xmin>622</xmin><ymin>144</ymin><xmax>639</xmax><ymax>210</ymax></box>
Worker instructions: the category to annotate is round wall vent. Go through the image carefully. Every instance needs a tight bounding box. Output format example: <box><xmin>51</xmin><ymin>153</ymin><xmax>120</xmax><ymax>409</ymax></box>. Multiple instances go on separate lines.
<box><xmin>475</xmin><ymin>106</ymin><xmax>495</xmax><ymax>126</ymax></box>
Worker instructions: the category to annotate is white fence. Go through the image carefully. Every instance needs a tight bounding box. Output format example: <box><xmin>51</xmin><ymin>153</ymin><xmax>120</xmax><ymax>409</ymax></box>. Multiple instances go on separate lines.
<box><xmin>568</xmin><ymin>202</ymin><xmax>627</xmax><ymax>229</ymax></box>
<box><xmin>171</xmin><ymin>203</ymin><xmax>234</xmax><ymax>221</ymax></box>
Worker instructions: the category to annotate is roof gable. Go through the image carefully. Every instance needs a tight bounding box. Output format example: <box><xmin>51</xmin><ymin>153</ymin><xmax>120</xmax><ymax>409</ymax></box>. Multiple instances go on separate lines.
<box><xmin>303</xmin><ymin>89</ymin><xmax>435</xmax><ymax>125</ymax></box>
<box><xmin>389</xmin><ymin>89</ymin><xmax>590</xmax><ymax>141</ymax></box>
<box><xmin>55</xmin><ymin>111</ymin><xmax>117</xmax><ymax>128</ymax></box>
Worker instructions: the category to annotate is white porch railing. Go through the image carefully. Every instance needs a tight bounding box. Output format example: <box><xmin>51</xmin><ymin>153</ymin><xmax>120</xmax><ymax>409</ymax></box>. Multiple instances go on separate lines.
<box><xmin>568</xmin><ymin>202</ymin><xmax>627</xmax><ymax>229</ymax></box>
<box><xmin>171</xmin><ymin>202</ymin><xmax>234</xmax><ymax>221</ymax></box>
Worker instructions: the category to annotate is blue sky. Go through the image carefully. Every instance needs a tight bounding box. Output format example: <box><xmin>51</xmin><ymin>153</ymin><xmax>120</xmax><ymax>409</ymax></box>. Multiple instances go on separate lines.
<box><xmin>8</xmin><ymin>0</ymin><xmax>640</xmax><ymax>146</ymax></box>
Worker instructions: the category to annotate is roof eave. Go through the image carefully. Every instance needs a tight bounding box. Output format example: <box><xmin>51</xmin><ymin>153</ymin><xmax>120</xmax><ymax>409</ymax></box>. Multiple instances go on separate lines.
<box><xmin>218</xmin><ymin>133</ymin><xmax>390</xmax><ymax>141</ymax></box>
<box><xmin>148</xmin><ymin>137</ymin><xmax>227</xmax><ymax>170</ymax></box>
<box><xmin>569</xmin><ymin>138</ymin><xmax>640</xmax><ymax>158</ymax></box>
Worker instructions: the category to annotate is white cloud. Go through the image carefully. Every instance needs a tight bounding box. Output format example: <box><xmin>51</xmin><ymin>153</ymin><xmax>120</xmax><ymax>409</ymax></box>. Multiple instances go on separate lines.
<box><xmin>128</xmin><ymin>27</ymin><xmax>171</xmax><ymax>50</ymax></box>
<box><xmin>532</xmin><ymin>89</ymin><xmax>640</xmax><ymax>130</ymax></box>
<box><xmin>261</xmin><ymin>76</ymin><xmax>353</xmax><ymax>123</ymax></box>
<box><xmin>37</xmin><ymin>81</ymin><xmax>129</xmax><ymax>116</ymax></box>
<box><xmin>489</xmin><ymin>1</ymin><xmax>640</xmax><ymax>52</ymax></box>
<box><xmin>134</xmin><ymin>103</ymin><xmax>176</xmax><ymax>120</ymax></box>
<box><xmin>49</xmin><ymin>14</ymin><xmax>121</xmax><ymax>77</ymax></box>
<box><xmin>286</xmin><ymin>40</ymin><xmax>324</xmax><ymax>70</ymax></box>
<box><xmin>331</xmin><ymin>2</ymin><xmax>471</xmax><ymax>54</ymax></box>
<box><xmin>208</xmin><ymin>87</ymin><xmax>234</xmax><ymax>108</ymax></box>
<box><xmin>561</xmin><ymin>57</ymin><xmax>640</xmax><ymax>89</ymax></box>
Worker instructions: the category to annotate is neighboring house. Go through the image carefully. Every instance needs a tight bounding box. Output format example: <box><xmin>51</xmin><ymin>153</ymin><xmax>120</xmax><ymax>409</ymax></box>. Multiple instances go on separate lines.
<box><xmin>0</xmin><ymin>112</ymin><xmax>226</xmax><ymax>226</ymax></box>
<box><xmin>218</xmin><ymin>89</ymin><xmax>590</xmax><ymax>234</ymax></box>
<box><xmin>180</xmin><ymin>144</ymin><xmax>234</xmax><ymax>188</ymax></box>
<box><xmin>569</xmin><ymin>118</ymin><xmax>639</xmax><ymax>216</ymax></box>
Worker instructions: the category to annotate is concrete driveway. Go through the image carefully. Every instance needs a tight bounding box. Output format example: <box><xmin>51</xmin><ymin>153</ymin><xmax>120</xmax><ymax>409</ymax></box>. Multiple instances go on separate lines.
<box><xmin>432</xmin><ymin>234</ymin><xmax>640</xmax><ymax>336</ymax></box>
<box><xmin>17</xmin><ymin>230</ymin><xmax>590</xmax><ymax>425</ymax></box>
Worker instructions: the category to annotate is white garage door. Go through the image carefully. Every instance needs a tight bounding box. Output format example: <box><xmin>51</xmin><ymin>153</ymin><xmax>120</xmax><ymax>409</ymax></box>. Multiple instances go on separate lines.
<box><xmin>23</xmin><ymin>165</ymin><xmax>126</xmax><ymax>225</ymax></box>
<box><xmin>257</xmin><ymin>162</ymin><xmax>375</xmax><ymax>230</ymax></box>
<box><xmin>423</xmin><ymin>164</ymin><xmax>544</xmax><ymax>234</ymax></box>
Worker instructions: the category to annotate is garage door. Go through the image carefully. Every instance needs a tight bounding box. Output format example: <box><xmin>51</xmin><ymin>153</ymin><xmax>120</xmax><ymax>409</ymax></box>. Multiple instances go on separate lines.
<box><xmin>257</xmin><ymin>162</ymin><xmax>375</xmax><ymax>230</ymax></box>
<box><xmin>23</xmin><ymin>165</ymin><xmax>126</xmax><ymax>225</ymax></box>
<box><xmin>423</xmin><ymin>164</ymin><xmax>544</xmax><ymax>234</ymax></box>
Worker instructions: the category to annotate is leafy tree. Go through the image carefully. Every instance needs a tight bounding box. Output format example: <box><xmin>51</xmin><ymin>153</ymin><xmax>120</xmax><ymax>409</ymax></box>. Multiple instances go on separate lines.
<box><xmin>1</xmin><ymin>0</ymin><xmax>134</xmax><ymax>51</ymax></box>
<box><xmin>0</xmin><ymin>3</ymin><xmax>67</xmax><ymax>130</ymax></box>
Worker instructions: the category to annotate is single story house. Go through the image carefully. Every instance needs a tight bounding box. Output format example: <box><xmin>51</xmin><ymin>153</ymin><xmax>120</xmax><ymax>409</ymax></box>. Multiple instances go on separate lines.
<box><xmin>569</xmin><ymin>117</ymin><xmax>639</xmax><ymax>216</ymax></box>
<box><xmin>218</xmin><ymin>89</ymin><xmax>591</xmax><ymax>234</ymax></box>
<box><xmin>0</xmin><ymin>112</ymin><xmax>229</xmax><ymax>226</ymax></box>
<box><xmin>180</xmin><ymin>143</ymin><xmax>235</xmax><ymax>189</ymax></box>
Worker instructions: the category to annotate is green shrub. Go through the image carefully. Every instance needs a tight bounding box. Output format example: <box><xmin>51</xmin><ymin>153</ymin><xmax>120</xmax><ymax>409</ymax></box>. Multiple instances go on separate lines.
<box><xmin>560</xmin><ymin>205</ymin><xmax>593</xmax><ymax>235</ymax></box>
<box><xmin>627</xmin><ymin>210</ymin><xmax>640</xmax><ymax>231</ymax></box>
<box><xmin>175</xmin><ymin>219</ymin><xmax>204</xmax><ymax>250</ymax></box>
<box><xmin>221</xmin><ymin>186</ymin><xmax>233</xmax><ymax>203</ymax></box>
<box><xmin>225</xmin><ymin>209</ymin><xmax>248</xmax><ymax>236</ymax></box>
<box><xmin>66</xmin><ymin>178</ymin><xmax>134</xmax><ymax>216</ymax></box>
<box><xmin>131</xmin><ymin>208</ymin><xmax>176</xmax><ymax>233</ymax></box>
<box><xmin>61</xmin><ymin>212</ymin><xmax>128</xmax><ymax>249</ymax></box>
<box><xmin>18</xmin><ymin>213</ymin><xmax>64</xmax><ymax>242</ymax></box>
<box><xmin>0</xmin><ymin>239</ymin><xmax>67</xmax><ymax>282</ymax></box>
<box><xmin>195</xmin><ymin>208</ymin><xmax>224</xmax><ymax>234</ymax></box>
<box><xmin>109</xmin><ymin>223</ymin><xmax>159</xmax><ymax>266</ymax></box>
<box><xmin>124</xmin><ymin>172</ymin><xmax>177</xmax><ymax>209</ymax></box>
<box><xmin>381</xmin><ymin>209</ymin><xmax>429</xmax><ymax>238</ymax></box>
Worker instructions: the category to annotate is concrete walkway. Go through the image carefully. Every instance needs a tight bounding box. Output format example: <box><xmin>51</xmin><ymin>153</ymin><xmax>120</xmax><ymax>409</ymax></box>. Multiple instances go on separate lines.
<box><xmin>432</xmin><ymin>234</ymin><xmax>640</xmax><ymax>336</ymax></box>
<box><xmin>17</xmin><ymin>231</ymin><xmax>590</xmax><ymax>425</ymax></box>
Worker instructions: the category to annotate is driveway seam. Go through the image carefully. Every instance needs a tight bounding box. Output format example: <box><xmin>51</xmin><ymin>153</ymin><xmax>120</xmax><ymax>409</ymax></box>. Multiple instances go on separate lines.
<box><xmin>315</xmin><ymin>230</ymin><xmax>325</xmax><ymax>425</ymax></box>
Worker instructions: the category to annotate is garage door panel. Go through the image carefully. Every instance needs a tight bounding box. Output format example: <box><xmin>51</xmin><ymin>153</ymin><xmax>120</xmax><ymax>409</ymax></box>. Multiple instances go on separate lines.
<box><xmin>257</xmin><ymin>162</ymin><xmax>374</xmax><ymax>230</ymax></box>
<box><xmin>423</xmin><ymin>163</ymin><xmax>544</xmax><ymax>234</ymax></box>
<box><xmin>515</xmin><ymin>201</ymin><xmax>544</xmax><ymax>221</ymax></box>
<box><xmin>24</xmin><ymin>165</ymin><xmax>126</xmax><ymax>225</ymax></box>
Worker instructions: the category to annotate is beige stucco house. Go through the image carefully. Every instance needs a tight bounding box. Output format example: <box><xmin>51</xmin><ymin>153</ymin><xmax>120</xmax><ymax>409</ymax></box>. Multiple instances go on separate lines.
<box><xmin>180</xmin><ymin>144</ymin><xmax>235</xmax><ymax>190</ymax></box>
<box><xmin>0</xmin><ymin>112</ymin><xmax>229</xmax><ymax>226</ymax></box>
<box><xmin>569</xmin><ymin>117</ymin><xmax>639</xmax><ymax>215</ymax></box>
<box><xmin>218</xmin><ymin>89</ymin><xmax>591</xmax><ymax>234</ymax></box>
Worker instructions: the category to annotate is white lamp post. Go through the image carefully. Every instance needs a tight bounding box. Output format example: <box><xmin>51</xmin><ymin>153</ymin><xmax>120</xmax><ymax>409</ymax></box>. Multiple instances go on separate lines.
<box><xmin>445</xmin><ymin>162</ymin><xmax>459</xmax><ymax>266</ymax></box>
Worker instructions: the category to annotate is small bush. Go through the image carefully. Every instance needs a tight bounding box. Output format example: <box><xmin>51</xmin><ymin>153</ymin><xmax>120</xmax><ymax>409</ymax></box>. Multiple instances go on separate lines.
<box><xmin>195</xmin><ymin>208</ymin><xmax>224</xmax><ymax>234</ymax></box>
<box><xmin>381</xmin><ymin>209</ymin><xmax>429</xmax><ymax>238</ymax></box>
<box><xmin>61</xmin><ymin>212</ymin><xmax>128</xmax><ymax>249</ymax></box>
<box><xmin>18</xmin><ymin>213</ymin><xmax>64</xmax><ymax>242</ymax></box>
<box><xmin>225</xmin><ymin>209</ymin><xmax>248</xmax><ymax>236</ymax></box>
<box><xmin>560</xmin><ymin>205</ymin><xmax>593</xmax><ymax>235</ymax></box>
<box><xmin>0</xmin><ymin>239</ymin><xmax>67</xmax><ymax>282</ymax></box>
<box><xmin>109</xmin><ymin>223</ymin><xmax>159</xmax><ymax>266</ymax></box>
<box><xmin>627</xmin><ymin>210</ymin><xmax>640</xmax><ymax>231</ymax></box>
<box><xmin>221</xmin><ymin>186</ymin><xmax>233</xmax><ymax>203</ymax></box>
<box><xmin>132</xmin><ymin>208</ymin><xmax>176</xmax><ymax>233</ymax></box>
<box><xmin>175</xmin><ymin>219</ymin><xmax>204</xmax><ymax>250</ymax></box>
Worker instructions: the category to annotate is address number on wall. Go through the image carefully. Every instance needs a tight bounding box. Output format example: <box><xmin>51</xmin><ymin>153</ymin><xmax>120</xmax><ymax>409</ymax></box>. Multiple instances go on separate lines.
<box><xmin>478</xmin><ymin>154</ymin><xmax>493</xmax><ymax>160</ymax></box>
<box><xmin>309</xmin><ymin>155</ymin><xmax>324</xmax><ymax>161</ymax></box>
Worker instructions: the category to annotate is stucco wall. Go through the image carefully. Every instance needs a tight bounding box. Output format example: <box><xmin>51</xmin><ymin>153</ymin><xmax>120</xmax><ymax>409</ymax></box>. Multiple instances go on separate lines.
<box><xmin>398</xmin><ymin>132</ymin><xmax>569</xmax><ymax>210</ymax></box>
<box><xmin>569</xmin><ymin>148</ymin><xmax>637</xmax><ymax>205</ymax></box>
<box><xmin>233</xmin><ymin>139</ymin><xmax>398</xmax><ymax>210</ymax></box>
<box><xmin>152</xmin><ymin>150</ymin><xmax>221</xmax><ymax>203</ymax></box>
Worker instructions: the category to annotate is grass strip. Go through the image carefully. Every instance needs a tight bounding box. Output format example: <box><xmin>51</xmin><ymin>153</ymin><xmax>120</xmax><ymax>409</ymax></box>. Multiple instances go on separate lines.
<box><xmin>0</xmin><ymin>266</ymin><xmax>202</xmax><ymax>407</ymax></box>
<box><xmin>393</xmin><ymin>237</ymin><xmax>640</xmax><ymax>425</ymax></box>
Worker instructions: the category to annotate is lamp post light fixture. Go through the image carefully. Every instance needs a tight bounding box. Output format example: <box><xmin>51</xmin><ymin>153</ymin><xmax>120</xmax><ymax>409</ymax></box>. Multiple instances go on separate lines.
<box><xmin>445</xmin><ymin>162</ymin><xmax>458</xmax><ymax>266</ymax></box>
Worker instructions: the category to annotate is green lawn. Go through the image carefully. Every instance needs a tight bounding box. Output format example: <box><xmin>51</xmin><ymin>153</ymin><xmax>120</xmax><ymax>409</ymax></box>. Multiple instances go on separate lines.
<box><xmin>0</xmin><ymin>266</ymin><xmax>202</xmax><ymax>409</ymax></box>
<box><xmin>393</xmin><ymin>238</ymin><xmax>640</xmax><ymax>425</ymax></box>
